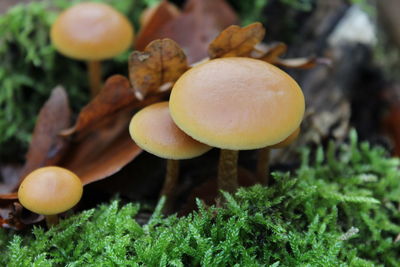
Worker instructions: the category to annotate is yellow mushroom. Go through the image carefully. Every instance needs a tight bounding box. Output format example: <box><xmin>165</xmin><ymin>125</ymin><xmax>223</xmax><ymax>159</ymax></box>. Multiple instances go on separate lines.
<box><xmin>170</xmin><ymin>57</ymin><xmax>304</xmax><ymax>193</ymax></box>
<box><xmin>18</xmin><ymin>166</ymin><xmax>83</xmax><ymax>226</ymax></box>
<box><xmin>51</xmin><ymin>2</ymin><xmax>134</xmax><ymax>96</ymax></box>
<box><xmin>129</xmin><ymin>102</ymin><xmax>211</xmax><ymax>212</ymax></box>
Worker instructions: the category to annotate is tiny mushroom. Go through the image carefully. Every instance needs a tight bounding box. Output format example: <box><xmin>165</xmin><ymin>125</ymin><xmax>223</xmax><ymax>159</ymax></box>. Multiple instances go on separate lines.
<box><xmin>129</xmin><ymin>101</ymin><xmax>211</xmax><ymax>212</ymax></box>
<box><xmin>256</xmin><ymin>127</ymin><xmax>301</xmax><ymax>185</ymax></box>
<box><xmin>170</xmin><ymin>57</ymin><xmax>304</xmax><ymax>194</ymax></box>
<box><xmin>18</xmin><ymin>166</ymin><xmax>83</xmax><ymax>227</ymax></box>
<box><xmin>51</xmin><ymin>2</ymin><xmax>134</xmax><ymax>97</ymax></box>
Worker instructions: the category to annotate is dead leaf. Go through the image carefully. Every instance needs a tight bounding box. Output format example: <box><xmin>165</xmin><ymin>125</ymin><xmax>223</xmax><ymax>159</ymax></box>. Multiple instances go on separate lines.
<box><xmin>59</xmin><ymin>92</ymin><xmax>167</xmax><ymax>185</ymax></box>
<box><xmin>208</xmin><ymin>22</ymin><xmax>265</xmax><ymax>59</ymax></box>
<box><xmin>59</xmin><ymin>109</ymin><xmax>141</xmax><ymax>185</ymax></box>
<box><xmin>137</xmin><ymin>0</ymin><xmax>181</xmax><ymax>46</ymax></box>
<box><xmin>19</xmin><ymin>87</ymin><xmax>71</xmax><ymax>186</ymax></box>
<box><xmin>0</xmin><ymin>164</ymin><xmax>22</xmax><ymax>195</ymax></box>
<box><xmin>257</xmin><ymin>42</ymin><xmax>287</xmax><ymax>62</ymax></box>
<box><xmin>129</xmin><ymin>39</ymin><xmax>188</xmax><ymax>99</ymax></box>
<box><xmin>274</xmin><ymin>57</ymin><xmax>331</xmax><ymax>69</ymax></box>
<box><xmin>135</xmin><ymin>0</ymin><xmax>238</xmax><ymax>64</ymax></box>
<box><xmin>61</xmin><ymin>75</ymin><xmax>135</xmax><ymax>135</ymax></box>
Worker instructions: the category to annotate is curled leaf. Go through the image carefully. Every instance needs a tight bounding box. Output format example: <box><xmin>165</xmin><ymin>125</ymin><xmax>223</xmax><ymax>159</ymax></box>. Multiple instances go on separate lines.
<box><xmin>135</xmin><ymin>0</ymin><xmax>238</xmax><ymax>64</ymax></box>
<box><xmin>136</xmin><ymin>0</ymin><xmax>181</xmax><ymax>49</ymax></box>
<box><xmin>19</xmin><ymin>86</ymin><xmax>71</xmax><ymax>185</ymax></box>
<box><xmin>274</xmin><ymin>57</ymin><xmax>331</xmax><ymax>69</ymax></box>
<box><xmin>60</xmin><ymin>110</ymin><xmax>142</xmax><ymax>185</ymax></box>
<box><xmin>129</xmin><ymin>39</ymin><xmax>188</xmax><ymax>100</ymax></box>
<box><xmin>256</xmin><ymin>42</ymin><xmax>287</xmax><ymax>62</ymax></box>
<box><xmin>61</xmin><ymin>75</ymin><xmax>135</xmax><ymax>136</ymax></box>
<box><xmin>208</xmin><ymin>22</ymin><xmax>265</xmax><ymax>59</ymax></box>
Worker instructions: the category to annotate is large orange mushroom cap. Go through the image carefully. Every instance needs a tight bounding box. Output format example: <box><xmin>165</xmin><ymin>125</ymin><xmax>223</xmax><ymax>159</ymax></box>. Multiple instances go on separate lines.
<box><xmin>129</xmin><ymin>102</ymin><xmax>211</xmax><ymax>160</ymax></box>
<box><xmin>170</xmin><ymin>57</ymin><xmax>305</xmax><ymax>150</ymax></box>
<box><xmin>50</xmin><ymin>2</ymin><xmax>134</xmax><ymax>61</ymax></box>
<box><xmin>18</xmin><ymin>167</ymin><xmax>83</xmax><ymax>215</ymax></box>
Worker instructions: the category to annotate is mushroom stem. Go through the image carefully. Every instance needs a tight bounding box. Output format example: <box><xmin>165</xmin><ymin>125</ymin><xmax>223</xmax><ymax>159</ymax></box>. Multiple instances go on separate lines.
<box><xmin>256</xmin><ymin>147</ymin><xmax>270</xmax><ymax>185</ymax></box>
<box><xmin>87</xmin><ymin>60</ymin><xmax>102</xmax><ymax>97</ymax></box>
<box><xmin>217</xmin><ymin>149</ymin><xmax>238</xmax><ymax>194</ymax></box>
<box><xmin>45</xmin><ymin>215</ymin><xmax>59</xmax><ymax>227</ymax></box>
<box><xmin>160</xmin><ymin>159</ymin><xmax>180</xmax><ymax>213</ymax></box>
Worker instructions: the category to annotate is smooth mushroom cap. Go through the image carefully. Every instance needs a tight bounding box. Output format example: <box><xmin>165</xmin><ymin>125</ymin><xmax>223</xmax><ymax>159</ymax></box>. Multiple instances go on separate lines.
<box><xmin>269</xmin><ymin>127</ymin><xmax>300</xmax><ymax>149</ymax></box>
<box><xmin>51</xmin><ymin>2</ymin><xmax>134</xmax><ymax>61</ymax></box>
<box><xmin>129</xmin><ymin>102</ymin><xmax>211</xmax><ymax>160</ymax></box>
<box><xmin>170</xmin><ymin>57</ymin><xmax>305</xmax><ymax>150</ymax></box>
<box><xmin>18</xmin><ymin>167</ymin><xmax>83</xmax><ymax>215</ymax></box>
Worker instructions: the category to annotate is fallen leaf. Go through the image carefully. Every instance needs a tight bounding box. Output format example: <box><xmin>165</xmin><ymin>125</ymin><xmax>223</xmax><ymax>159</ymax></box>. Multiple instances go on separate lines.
<box><xmin>129</xmin><ymin>39</ymin><xmax>188</xmax><ymax>99</ymax></box>
<box><xmin>59</xmin><ymin>109</ymin><xmax>142</xmax><ymax>185</ymax></box>
<box><xmin>136</xmin><ymin>0</ymin><xmax>181</xmax><ymax>48</ymax></box>
<box><xmin>135</xmin><ymin>0</ymin><xmax>238</xmax><ymax>64</ymax></box>
<box><xmin>61</xmin><ymin>75</ymin><xmax>135</xmax><ymax>135</ymax></box>
<box><xmin>58</xmin><ymin>91</ymin><xmax>167</xmax><ymax>185</ymax></box>
<box><xmin>274</xmin><ymin>57</ymin><xmax>331</xmax><ymax>69</ymax></box>
<box><xmin>19</xmin><ymin>87</ymin><xmax>71</xmax><ymax>186</ymax></box>
<box><xmin>208</xmin><ymin>22</ymin><xmax>265</xmax><ymax>59</ymax></box>
<box><xmin>256</xmin><ymin>42</ymin><xmax>287</xmax><ymax>62</ymax></box>
<box><xmin>0</xmin><ymin>164</ymin><xmax>22</xmax><ymax>195</ymax></box>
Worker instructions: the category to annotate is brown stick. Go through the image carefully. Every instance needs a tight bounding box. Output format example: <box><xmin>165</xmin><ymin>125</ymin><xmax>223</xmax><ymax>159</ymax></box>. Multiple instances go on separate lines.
<box><xmin>45</xmin><ymin>214</ymin><xmax>59</xmax><ymax>227</ymax></box>
<box><xmin>257</xmin><ymin>147</ymin><xmax>270</xmax><ymax>185</ymax></box>
<box><xmin>217</xmin><ymin>149</ymin><xmax>238</xmax><ymax>194</ymax></box>
<box><xmin>160</xmin><ymin>159</ymin><xmax>180</xmax><ymax>213</ymax></box>
<box><xmin>87</xmin><ymin>60</ymin><xmax>102</xmax><ymax>97</ymax></box>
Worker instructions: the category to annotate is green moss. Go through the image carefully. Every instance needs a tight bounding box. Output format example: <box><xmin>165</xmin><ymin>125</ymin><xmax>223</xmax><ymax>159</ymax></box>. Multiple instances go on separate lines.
<box><xmin>1</xmin><ymin>131</ymin><xmax>399</xmax><ymax>266</ymax></box>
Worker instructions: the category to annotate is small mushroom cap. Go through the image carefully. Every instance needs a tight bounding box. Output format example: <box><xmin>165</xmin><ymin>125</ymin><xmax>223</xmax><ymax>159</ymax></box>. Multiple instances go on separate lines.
<box><xmin>51</xmin><ymin>2</ymin><xmax>134</xmax><ymax>61</ymax></box>
<box><xmin>269</xmin><ymin>127</ymin><xmax>300</xmax><ymax>149</ymax></box>
<box><xmin>18</xmin><ymin>167</ymin><xmax>83</xmax><ymax>215</ymax></box>
<box><xmin>170</xmin><ymin>57</ymin><xmax>305</xmax><ymax>150</ymax></box>
<box><xmin>129</xmin><ymin>102</ymin><xmax>211</xmax><ymax>160</ymax></box>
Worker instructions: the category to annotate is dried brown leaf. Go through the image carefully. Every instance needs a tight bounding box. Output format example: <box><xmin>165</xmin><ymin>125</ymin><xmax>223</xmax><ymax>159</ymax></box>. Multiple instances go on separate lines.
<box><xmin>61</xmin><ymin>75</ymin><xmax>135</xmax><ymax>136</ymax></box>
<box><xmin>129</xmin><ymin>39</ymin><xmax>188</xmax><ymax>99</ymax></box>
<box><xmin>136</xmin><ymin>0</ymin><xmax>181</xmax><ymax>48</ymax></box>
<box><xmin>257</xmin><ymin>42</ymin><xmax>288</xmax><ymax>62</ymax></box>
<box><xmin>19</xmin><ymin>87</ymin><xmax>71</xmax><ymax>185</ymax></box>
<box><xmin>275</xmin><ymin>57</ymin><xmax>331</xmax><ymax>69</ymax></box>
<box><xmin>59</xmin><ymin>109</ymin><xmax>141</xmax><ymax>185</ymax></box>
<box><xmin>135</xmin><ymin>0</ymin><xmax>238</xmax><ymax>64</ymax></box>
<box><xmin>208</xmin><ymin>22</ymin><xmax>265</xmax><ymax>59</ymax></box>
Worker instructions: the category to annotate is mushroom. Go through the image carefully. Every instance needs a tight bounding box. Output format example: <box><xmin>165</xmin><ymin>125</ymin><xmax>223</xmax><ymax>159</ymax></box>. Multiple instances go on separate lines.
<box><xmin>129</xmin><ymin>102</ymin><xmax>211</xmax><ymax>212</ymax></box>
<box><xmin>50</xmin><ymin>2</ymin><xmax>134</xmax><ymax>97</ymax></box>
<box><xmin>169</xmin><ymin>57</ymin><xmax>304</xmax><ymax>194</ymax></box>
<box><xmin>256</xmin><ymin>127</ymin><xmax>300</xmax><ymax>185</ymax></box>
<box><xmin>18</xmin><ymin>166</ymin><xmax>83</xmax><ymax>226</ymax></box>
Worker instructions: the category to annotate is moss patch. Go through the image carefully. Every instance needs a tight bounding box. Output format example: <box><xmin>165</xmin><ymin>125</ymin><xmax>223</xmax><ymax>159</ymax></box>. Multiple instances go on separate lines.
<box><xmin>1</xmin><ymin>131</ymin><xmax>399</xmax><ymax>266</ymax></box>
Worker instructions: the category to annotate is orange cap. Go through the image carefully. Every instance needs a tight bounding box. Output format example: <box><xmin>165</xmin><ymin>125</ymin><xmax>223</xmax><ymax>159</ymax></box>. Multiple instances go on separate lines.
<box><xmin>51</xmin><ymin>2</ymin><xmax>134</xmax><ymax>61</ymax></box>
<box><xmin>18</xmin><ymin>167</ymin><xmax>83</xmax><ymax>215</ymax></box>
<box><xmin>170</xmin><ymin>57</ymin><xmax>305</xmax><ymax>150</ymax></box>
<box><xmin>129</xmin><ymin>102</ymin><xmax>211</xmax><ymax>159</ymax></box>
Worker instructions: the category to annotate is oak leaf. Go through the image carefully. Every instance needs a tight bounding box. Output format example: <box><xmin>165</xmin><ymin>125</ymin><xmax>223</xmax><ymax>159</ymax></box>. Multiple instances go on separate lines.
<box><xmin>61</xmin><ymin>75</ymin><xmax>136</xmax><ymax>135</ymax></box>
<box><xmin>129</xmin><ymin>39</ymin><xmax>188</xmax><ymax>100</ymax></box>
<box><xmin>135</xmin><ymin>0</ymin><xmax>238</xmax><ymax>64</ymax></box>
<box><xmin>208</xmin><ymin>23</ymin><xmax>265</xmax><ymax>59</ymax></box>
